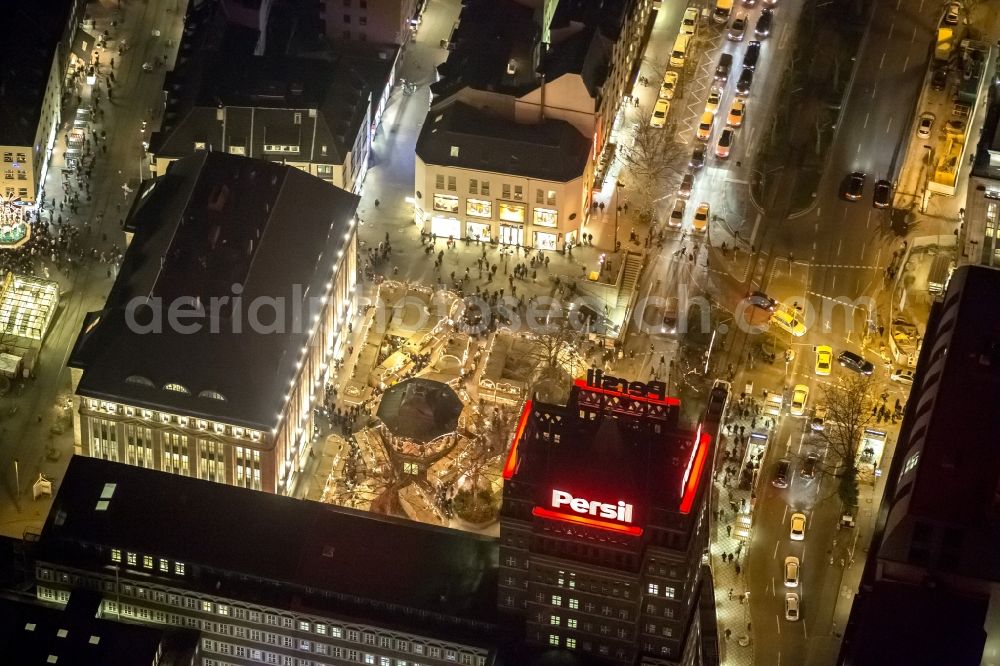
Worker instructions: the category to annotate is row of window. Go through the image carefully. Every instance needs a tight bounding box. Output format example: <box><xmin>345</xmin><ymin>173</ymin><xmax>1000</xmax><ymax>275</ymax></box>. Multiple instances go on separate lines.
<box><xmin>86</xmin><ymin>399</ymin><xmax>262</xmax><ymax>441</ymax></box>
<box><xmin>204</xmin><ymin>636</ymin><xmax>472</xmax><ymax>666</ymax></box>
<box><xmin>3</xmin><ymin>187</ymin><xmax>29</xmax><ymax>198</ymax></box>
<box><xmin>434</xmin><ymin>174</ymin><xmax>558</xmax><ymax>205</ymax></box>
<box><xmin>431</xmin><ymin>195</ymin><xmax>558</xmax><ymax>226</ymax></box>
<box><xmin>107</xmin><ymin>549</ymin><xmax>186</xmax><ymax>575</ymax></box>
<box><xmin>2</xmin><ymin>153</ymin><xmax>26</xmax><ymax>163</ymax></box>
<box><xmin>3</xmin><ymin>170</ymin><xmax>27</xmax><ymax>180</ymax></box>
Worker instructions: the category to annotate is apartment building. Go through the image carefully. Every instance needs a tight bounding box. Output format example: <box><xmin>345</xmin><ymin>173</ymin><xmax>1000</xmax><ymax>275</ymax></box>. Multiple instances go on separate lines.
<box><xmin>68</xmin><ymin>152</ymin><xmax>359</xmax><ymax>496</ymax></box>
<box><xmin>150</xmin><ymin>53</ymin><xmax>372</xmax><ymax>194</ymax></box>
<box><xmin>415</xmin><ymin>101</ymin><xmax>591</xmax><ymax>249</ymax></box>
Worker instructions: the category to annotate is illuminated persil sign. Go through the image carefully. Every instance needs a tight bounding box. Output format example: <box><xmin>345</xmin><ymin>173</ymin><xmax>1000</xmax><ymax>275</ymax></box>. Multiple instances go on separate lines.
<box><xmin>586</xmin><ymin>368</ymin><xmax>666</xmax><ymax>401</ymax></box>
<box><xmin>532</xmin><ymin>489</ymin><xmax>643</xmax><ymax>536</ymax></box>
<box><xmin>551</xmin><ymin>489</ymin><xmax>634</xmax><ymax>523</ymax></box>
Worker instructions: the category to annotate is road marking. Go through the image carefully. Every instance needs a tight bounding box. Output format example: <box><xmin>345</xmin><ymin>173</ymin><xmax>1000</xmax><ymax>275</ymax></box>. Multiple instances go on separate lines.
<box><xmin>726</xmin><ymin>178</ymin><xmax>750</xmax><ymax>185</ymax></box>
<box><xmin>772</xmin><ymin>577</ymin><xmax>776</xmax><ymax>596</ymax></box>
<box><xmin>903</xmin><ymin>55</ymin><xmax>909</xmax><ymax>73</ymax></box>
<box><xmin>837</xmin><ymin>239</ymin><xmax>843</xmax><ymax>256</ymax></box>
<box><xmin>863</xmin><ymin>112</ymin><xmax>869</xmax><ymax>128</ymax></box>
<box><xmin>773</xmin><ymin>540</ymin><xmax>779</xmax><ymax>559</ymax></box>
<box><xmin>861</xmin><ymin>240</ymin><xmax>867</xmax><ymax>257</ymax></box>
<box><xmin>880</xmin><ymin>52</ymin><xmax>886</xmax><ymax>69</ymax></box>
<box><xmin>803</xmin><ymin>622</ymin><xmax>808</xmax><ymax>639</ymax></box>
<box><xmin>857</xmin><ymin>142</ymin><xmax>863</xmax><ymax>154</ymax></box>
<box><xmin>782</xmin><ymin>504</ymin><xmax>788</xmax><ymax>525</ymax></box>
<box><xmin>913</xmin><ymin>25</ymin><xmax>918</xmax><ymax>42</ymax></box>
<box><xmin>832</xmin><ymin>274</ymin><xmax>837</xmax><ymax>290</ymax></box>
<box><xmin>750</xmin><ymin>211</ymin><xmax>763</xmax><ymax>244</ymax></box>
<box><xmin>748</xmin><ymin>126</ymin><xmax>756</xmax><ymax>149</ymax></box>
<box><xmin>888</xmin><ymin>22</ymin><xmax>894</xmax><ymax>40</ymax></box>
<box><xmin>816</xmin><ymin>207</ymin><xmax>821</xmax><ymax>217</ymax></box>
<box><xmin>896</xmin><ymin>0</ymin><xmax>901</xmax><ymax>9</ymax></box>
<box><xmin>872</xmin><ymin>81</ymin><xmax>877</xmax><ymax>99</ymax></box>
<box><xmin>776</xmin><ymin>614</ymin><xmax>781</xmax><ymax>634</ymax></box>
<box><xmin>886</xmin><ymin>115</ymin><xmax>893</xmax><ymax>133</ymax></box>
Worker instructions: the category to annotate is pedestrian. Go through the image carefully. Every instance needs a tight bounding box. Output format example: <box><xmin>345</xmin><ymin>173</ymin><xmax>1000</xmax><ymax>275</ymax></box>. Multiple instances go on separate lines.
<box><xmin>726</xmin><ymin>525</ymin><xmax>731</xmax><ymax>536</ymax></box>
<box><xmin>735</xmin><ymin>563</ymin><xmax>741</xmax><ymax>575</ymax></box>
<box><xmin>374</xmin><ymin>199</ymin><xmax>380</xmax><ymax>208</ymax></box>
<box><xmin>725</xmin><ymin>629</ymin><xmax>732</xmax><ymax>640</ymax></box>
<box><xmin>739</xmin><ymin>595</ymin><xmax>744</xmax><ymax>605</ymax></box>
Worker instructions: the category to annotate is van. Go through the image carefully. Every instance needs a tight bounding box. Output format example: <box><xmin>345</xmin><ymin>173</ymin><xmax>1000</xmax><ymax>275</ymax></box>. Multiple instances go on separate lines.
<box><xmin>714</xmin><ymin>0</ymin><xmax>734</xmax><ymax>24</ymax></box>
<box><xmin>670</xmin><ymin>34</ymin><xmax>691</xmax><ymax>68</ymax></box>
<box><xmin>770</xmin><ymin>307</ymin><xmax>807</xmax><ymax>337</ymax></box>
<box><xmin>715</xmin><ymin>53</ymin><xmax>734</xmax><ymax>82</ymax></box>
<box><xmin>696</xmin><ymin>112</ymin><xmax>715</xmax><ymax>141</ymax></box>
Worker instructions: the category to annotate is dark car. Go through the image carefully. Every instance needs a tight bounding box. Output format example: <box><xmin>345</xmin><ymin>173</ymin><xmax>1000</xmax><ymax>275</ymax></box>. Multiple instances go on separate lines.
<box><xmin>843</xmin><ymin>171</ymin><xmax>865</xmax><ymax>201</ymax></box>
<box><xmin>873</xmin><ymin>179</ymin><xmax>892</xmax><ymax>208</ymax></box>
<box><xmin>736</xmin><ymin>68</ymin><xmax>754</xmax><ymax>96</ymax></box>
<box><xmin>715</xmin><ymin>53</ymin><xmax>734</xmax><ymax>82</ymax></box>
<box><xmin>773</xmin><ymin>458</ymin><xmax>791</xmax><ymax>488</ymax></box>
<box><xmin>801</xmin><ymin>454</ymin><xmax>819</xmax><ymax>480</ymax></box>
<box><xmin>747</xmin><ymin>290</ymin><xmax>776</xmax><ymax>310</ymax></box>
<box><xmin>690</xmin><ymin>145</ymin><xmax>706</xmax><ymax>170</ymax></box>
<box><xmin>742</xmin><ymin>41</ymin><xmax>761</xmax><ymax>70</ymax></box>
<box><xmin>931</xmin><ymin>67</ymin><xmax>947</xmax><ymax>91</ymax></box>
<box><xmin>838</xmin><ymin>350</ymin><xmax>875</xmax><ymax>375</ymax></box>
<box><xmin>755</xmin><ymin>8</ymin><xmax>774</xmax><ymax>37</ymax></box>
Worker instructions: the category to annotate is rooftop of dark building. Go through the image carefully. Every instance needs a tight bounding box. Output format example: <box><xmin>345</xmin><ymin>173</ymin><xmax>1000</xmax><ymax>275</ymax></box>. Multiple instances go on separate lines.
<box><xmin>416</xmin><ymin>102</ymin><xmax>590</xmax><ymax>182</ymax></box>
<box><xmin>67</xmin><ymin>152</ymin><xmax>358</xmax><ymax>430</ymax></box>
<box><xmin>38</xmin><ymin>457</ymin><xmax>501</xmax><ymax>644</ymax></box>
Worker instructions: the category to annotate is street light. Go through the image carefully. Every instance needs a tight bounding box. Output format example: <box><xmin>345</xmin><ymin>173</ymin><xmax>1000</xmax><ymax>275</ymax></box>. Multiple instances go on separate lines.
<box><xmin>613</xmin><ymin>180</ymin><xmax>624</xmax><ymax>252</ymax></box>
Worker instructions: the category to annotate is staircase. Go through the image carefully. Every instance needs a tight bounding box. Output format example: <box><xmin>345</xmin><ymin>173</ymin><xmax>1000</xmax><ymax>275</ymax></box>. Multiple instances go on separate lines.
<box><xmin>616</xmin><ymin>250</ymin><xmax>645</xmax><ymax>308</ymax></box>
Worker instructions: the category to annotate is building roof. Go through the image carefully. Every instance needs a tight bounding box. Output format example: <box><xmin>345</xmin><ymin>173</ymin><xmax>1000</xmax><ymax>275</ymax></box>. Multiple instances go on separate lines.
<box><xmin>416</xmin><ymin>102</ymin><xmax>590</xmax><ymax>182</ymax></box>
<box><xmin>376</xmin><ymin>378</ymin><xmax>465</xmax><ymax>442</ymax></box>
<box><xmin>879</xmin><ymin>265</ymin><xmax>1000</xmax><ymax>579</ymax></box>
<box><xmin>838</xmin><ymin>581</ymin><xmax>987</xmax><ymax>666</ymax></box>
<box><xmin>0</xmin><ymin>1</ymin><xmax>76</xmax><ymax>146</ymax></box>
<box><xmin>505</xmin><ymin>380</ymin><xmax>708</xmax><ymax>525</ymax></box>
<box><xmin>0</xmin><ymin>594</ymin><xmax>194</xmax><ymax>666</ymax></box>
<box><xmin>38</xmin><ymin>457</ymin><xmax>500</xmax><ymax>638</ymax></box>
<box><xmin>431</xmin><ymin>0</ymin><xmax>541</xmax><ymax>99</ymax></box>
<box><xmin>539</xmin><ymin>27</ymin><xmax>611</xmax><ymax>99</ymax></box>
<box><xmin>971</xmin><ymin>85</ymin><xmax>1000</xmax><ymax>181</ymax></box>
<box><xmin>67</xmin><ymin>152</ymin><xmax>358</xmax><ymax>430</ymax></box>
<box><xmin>151</xmin><ymin>52</ymin><xmax>371</xmax><ymax>165</ymax></box>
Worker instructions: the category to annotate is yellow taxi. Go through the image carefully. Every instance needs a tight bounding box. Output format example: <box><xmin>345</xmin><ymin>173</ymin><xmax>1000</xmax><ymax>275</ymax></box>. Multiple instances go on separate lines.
<box><xmin>727</xmin><ymin>98</ymin><xmax>746</xmax><ymax>127</ymax></box>
<box><xmin>814</xmin><ymin>345</ymin><xmax>832</xmax><ymax>376</ymax></box>
<box><xmin>693</xmin><ymin>202</ymin><xmax>710</xmax><ymax>232</ymax></box>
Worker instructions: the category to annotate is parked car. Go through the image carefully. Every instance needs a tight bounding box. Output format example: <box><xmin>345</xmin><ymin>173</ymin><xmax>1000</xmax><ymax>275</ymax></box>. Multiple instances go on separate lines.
<box><xmin>659</xmin><ymin>70</ymin><xmax>679</xmax><ymax>99</ymax></box>
<box><xmin>742</xmin><ymin>41</ymin><xmax>761</xmax><ymax>70</ymax></box>
<box><xmin>773</xmin><ymin>458</ymin><xmax>791</xmax><ymax>488</ymax></box>
<box><xmin>728</xmin><ymin>98</ymin><xmax>746</xmax><ymax>127</ymax></box>
<box><xmin>785</xmin><ymin>593</ymin><xmax>800</xmax><ymax>621</ymax></box>
<box><xmin>842</xmin><ymin>171</ymin><xmax>865</xmax><ymax>201</ymax></box>
<box><xmin>747</xmin><ymin>291</ymin><xmax>775</xmax><ymax>310</ymax></box>
<box><xmin>873</xmin><ymin>179</ymin><xmax>893</xmax><ymax>208</ymax></box>
<box><xmin>693</xmin><ymin>202</ymin><xmax>710</xmax><ymax>232</ymax></box>
<box><xmin>728</xmin><ymin>14</ymin><xmax>748</xmax><ymax>41</ymax></box>
<box><xmin>932</xmin><ymin>67</ymin><xmax>948</xmax><ymax>91</ymax></box>
<box><xmin>678</xmin><ymin>172</ymin><xmax>694</xmax><ymax>199</ymax></box>
<box><xmin>784</xmin><ymin>556</ymin><xmax>800</xmax><ymax>587</ymax></box>
<box><xmin>650</xmin><ymin>99</ymin><xmax>669</xmax><ymax>128</ymax></box>
<box><xmin>669</xmin><ymin>199</ymin><xmax>686</xmax><ymax>228</ymax></box>
<box><xmin>755</xmin><ymin>8</ymin><xmax>774</xmax><ymax>37</ymax></box>
<box><xmin>705</xmin><ymin>89</ymin><xmax>723</xmax><ymax>115</ymax></box>
<box><xmin>790</xmin><ymin>512</ymin><xmax>806</xmax><ymax>541</ymax></box>
<box><xmin>690</xmin><ymin>145</ymin><xmax>707</xmax><ymax>170</ymax></box>
<box><xmin>815</xmin><ymin>345</ymin><xmax>832</xmax><ymax>375</ymax></box>
<box><xmin>917</xmin><ymin>112</ymin><xmax>935</xmax><ymax>139</ymax></box>
<box><xmin>944</xmin><ymin>2</ymin><xmax>960</xmax><ymax>24</ymax></box>
<box><xmin>890</xmin><ymin>368</ymin><xmax>915</xmax><ymax>385</ymax></box>
<box><xmin>790</xmin><ymin>384</ymin><xmax>809</xmax><ymax>416</ymax></box>
<box><xmin>810</xmin><ymin>405</ymin><xmax>827</xmax><ymax>431</ymax></box>
<box><xmin>838</xmin><ymin>350</ymin><xmax>875</xmax><ymax>375</ymax></box>
<box><xmin>715</xmin><ymin>53</ymin><xmax>734</xmax><ymax>82</ymax></box>
<box><xmin>681</xmin><ymin>6</ymin><xmax>699</xmax><ymax>34</ymax></box>
<box><xmin>716</xmin><ymin>127</ymin><xmax>735</xmax><ymax>159</ymax></box>
<box><xmin>801</xmin><ymin>453</ymin><xmax>819</xmax><ymax>479</ymax></box>
<box><xmin>696</xmin><ymin>111</ymin><xmax>715</xmax><ymax>141</ymax></box>
<box><xmin>736</xmin><ymin>68</ymin><xmax>754</xmax><ymax>96</ymax></box>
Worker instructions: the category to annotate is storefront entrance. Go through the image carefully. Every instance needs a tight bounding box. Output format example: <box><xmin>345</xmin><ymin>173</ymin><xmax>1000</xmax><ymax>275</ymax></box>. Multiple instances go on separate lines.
<box><xmin>431</xmin><ymin>216</ymin><xmax>461</xmax><ymax>239</ymax></box>
<box><xmin>499</xmin><ymin>224</ymin><xmax>524</xmax><ymax>246</ymax></box>
<box><xmin>534</xmin><ymin>231</ymin><xmax>558</xmax><ymax>250</ymax></box>
<box><xmin>467</xmin><ymin>221</ymin><xmax>491</xmax><ymax>242</ymax></box>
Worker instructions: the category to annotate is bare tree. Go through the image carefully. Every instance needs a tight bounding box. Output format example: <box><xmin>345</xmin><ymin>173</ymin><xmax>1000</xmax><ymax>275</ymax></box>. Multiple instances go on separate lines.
<box><xmin>815</xmin><ymin>374</ymin><xmax>877</xmax><ymax>509</ymax></box>
<box><xmin>617</xmin><ymin>119</ymin><xmax>689</xmax><ymax>219</ymax></box>
<box><xmin>523</xmin><ymin>324</ymin><xmax>587</xmax><ymax>404</ymax></box>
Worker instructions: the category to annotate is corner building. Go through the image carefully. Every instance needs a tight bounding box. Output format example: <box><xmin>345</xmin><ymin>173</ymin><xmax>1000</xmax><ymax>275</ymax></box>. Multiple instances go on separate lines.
<box><xmin>498</xmin><ymin>378</ymin><xmax>717</xmax><ymax>664</ymax></box>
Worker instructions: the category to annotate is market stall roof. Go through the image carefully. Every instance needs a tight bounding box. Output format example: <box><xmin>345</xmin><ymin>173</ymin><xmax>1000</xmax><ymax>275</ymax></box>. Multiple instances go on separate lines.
<box><xmin>376</xmin><ymin>378</ymin><xmax>463</xmax><ymax>442</ymax></box>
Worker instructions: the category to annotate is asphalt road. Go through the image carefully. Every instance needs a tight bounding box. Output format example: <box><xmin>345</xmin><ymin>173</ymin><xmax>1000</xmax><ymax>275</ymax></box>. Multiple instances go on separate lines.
<box><xmin>740</xmin><ymin>2</ymin><xmax>945</xmax><ymax>664</ymax></box>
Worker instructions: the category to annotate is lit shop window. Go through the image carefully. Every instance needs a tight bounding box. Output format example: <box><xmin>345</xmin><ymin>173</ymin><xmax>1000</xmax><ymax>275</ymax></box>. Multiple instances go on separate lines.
<box><xmin>498</xmin><ymin>203</ymin><xmax>526</xmax><ymax>222</ymax></box>
<box><xmin>533</xmin><ymin>208</ymin><xmax>558</xmax><ymax>227</ymax></box>
<box><xmin>433</xmin><ymin>194</ymin><xmax>459</xmax><ymax>213</ymax></box>
<box><xmin>466</xmin><ymin>199</ymin><xmax>492</xmax><ymax>218</ymax></box>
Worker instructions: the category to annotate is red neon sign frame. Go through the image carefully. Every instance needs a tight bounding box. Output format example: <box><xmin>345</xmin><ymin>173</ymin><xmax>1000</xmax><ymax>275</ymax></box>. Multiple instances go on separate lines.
<box><xmin>573</xmin><ymin>378</ymin><xmax>680</xmax><ymax>406</ymax></box>
<box><xmin>501</xmin><ymin>399</ymin><xmax>533</xmax><ymax>480</ymax></box>
<box><xmin>532</xmin><ymin>506</ymin><xmax>644</xmax><ymax>536</ymax></box>
<box><xmin>679</xmin><ymin>424</ymin><xmax>711</xmax><ymax>514</ymax></box>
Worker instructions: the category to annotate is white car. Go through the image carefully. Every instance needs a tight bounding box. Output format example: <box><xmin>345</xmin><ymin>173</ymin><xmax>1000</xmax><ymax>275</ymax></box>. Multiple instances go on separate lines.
<box><xmin>660</xmin><ymin>71</ymin><xmax>679</xmax><ymax>99</ymax></box>
<box><xmin>917</xmin><ymin>112</ymin><xmax>935</xmax><ymax>139</ymax></box>
<box><xmin>790</xmin><ymin>384</ymin><xmax>809</xmax><ymax>416</ymax></box>
<box><xmin>890</xmin><ymin>369</ymin><xmax>915</xmax><ymax>385</ymax></box>
<box><xmin>785</xmin><ymin>593</ymin><xmax>800</xmax><ymax>621</ymax></box>
<box><xmin>705</xmin><ymin>89</ymin><xmax>723</xmax><ymax>115</ymax></box>
<box><xmin>784</xmin><ymin>556</ymin><xmax>800</xmax><ymax>587</ymax></box>
<box><xmin>681</xmin><ymin>6</ymin><xmax>699</xmax><ymax>34</ymax></box>
<box><xmin>790</xmin><ymin>512</ymin><xmax>806</xmax><ymax>541</ymax></box>
<box><xmin>669</xmin><ymin>199</ymin><xmax>686</xmax><ymax>228</ymax></box>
